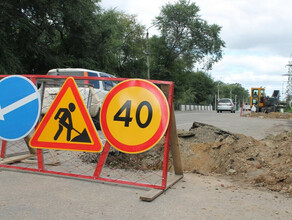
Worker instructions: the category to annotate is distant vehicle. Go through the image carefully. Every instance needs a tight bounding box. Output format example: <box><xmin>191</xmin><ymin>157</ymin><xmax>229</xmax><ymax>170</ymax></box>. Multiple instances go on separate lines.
<box><xmin>250</xmin><ymin>87</ymin><xmax>265</xmax><ymax>112</ymax></box>
<box><xmin>41</xmin><ymin>68</ymin><xmax>116</xmax><ymax>129</ymax></box>
<box><xmin>249</xmin><ymin>87</ymin><xmax>286</xmax><ymax>113</ymax></box>
<box><xmin>217</xmin><ymin>98</ymin><xmax>235</xmax><ymax>113</ymax></box>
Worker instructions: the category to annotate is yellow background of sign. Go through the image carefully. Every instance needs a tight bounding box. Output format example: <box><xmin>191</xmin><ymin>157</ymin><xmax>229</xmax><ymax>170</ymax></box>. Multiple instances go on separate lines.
<box><xmin>37</xmin><ymin>88</ymin><xmax>93</xmax><ymax>144</ymax></box>
<box><xmin>106</xmin><ymin>86</ymin><xmax>161</xmax><ymax>146</ymax></box>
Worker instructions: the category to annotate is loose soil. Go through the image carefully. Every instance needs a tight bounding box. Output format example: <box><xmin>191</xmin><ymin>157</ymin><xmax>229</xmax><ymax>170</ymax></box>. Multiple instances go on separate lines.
<box><xmin>178</xmin><ymin>121</ymin><xmax>292</xmax><ymax>195</ymax></box>
<box><xmin>81</xmin><ymin>112</ymin><xmax>292</xmax><ymax>196</ymax></box>
<box><xmin>242</xmin><ymin>111</ymin><xmax>292</xmax><ymax>119</ymax></box>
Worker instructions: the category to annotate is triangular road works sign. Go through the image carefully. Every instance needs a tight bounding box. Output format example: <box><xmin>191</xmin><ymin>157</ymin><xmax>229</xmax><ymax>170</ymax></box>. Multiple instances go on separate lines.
<box><xmin>30</xmin><ymin>77</ymin><xmax>103</xmax><ymax>152</ymax></box>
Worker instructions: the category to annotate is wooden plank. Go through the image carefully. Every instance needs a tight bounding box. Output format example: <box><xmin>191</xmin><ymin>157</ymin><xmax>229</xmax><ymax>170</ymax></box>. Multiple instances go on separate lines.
<box><xmin>160</xmin><ymin>84</ymin><xmax>183</xmax><ymax>175</ymax></box>
<box><xmin>0</xmin><ymin>154</ymin><xmax>35</xmax><ymax>164</ymax></box>
<box><xmin>21</xmin><ymin>159</ymin><xmax>60</xmax><ymax>166</ymax></box>
<box><xmin>170</xmin><ymin>108</ymin><xmax>183</xmax><ymax>175</ymax></box>
<box><xmin>140</xmin><ymin>175</ymin><xmax>183</xmax><ymax>202</ymax></box>
<box><xmin>22</xmin><ymin>150</ymin><xmax>60</xmax><ymax>166</ymax></box>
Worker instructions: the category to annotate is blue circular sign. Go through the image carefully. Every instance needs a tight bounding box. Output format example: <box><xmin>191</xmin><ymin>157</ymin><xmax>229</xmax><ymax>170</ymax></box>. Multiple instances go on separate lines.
<box><xmin>0</xmin><ymin>75</ymin><xmax>41</xmax><ymax>141</ymax></box>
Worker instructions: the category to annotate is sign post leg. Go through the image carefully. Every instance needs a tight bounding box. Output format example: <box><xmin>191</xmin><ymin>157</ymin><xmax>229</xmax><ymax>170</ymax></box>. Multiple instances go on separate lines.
<box><xmin>93</xmin><ymin>142</ymin><xmax>111</xmax><ymax>178</ymax></box>
<box><xmin>37</xmin><ymin>149</ymin><xmax>44</xmax><ymax>171</ymax></box>
<box><xmin>1</xmin><ymin>140</ymin><xmax>6</xmax><ymax>158</ymax></box>
<box><xmin>169</xmin><ymin>108</ymin><xmax>183</xmax><ymax>175</ymax></box>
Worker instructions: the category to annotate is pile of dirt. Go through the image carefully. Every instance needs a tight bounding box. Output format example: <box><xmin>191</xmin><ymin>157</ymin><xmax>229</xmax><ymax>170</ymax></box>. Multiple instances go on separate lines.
<box><xmin>242</xmin><ymin>112</ymin><xmax>292</xmax><ymax>119</ymax></box>
<box><xmin>80</xmin><ymin>120</ymin><xmax>292</xmax><ymax>195</ymax></box>
<box><xmin>178</xmin><ymin>122</ymin><xmax>292</xmax><ymax>195</ymax></box>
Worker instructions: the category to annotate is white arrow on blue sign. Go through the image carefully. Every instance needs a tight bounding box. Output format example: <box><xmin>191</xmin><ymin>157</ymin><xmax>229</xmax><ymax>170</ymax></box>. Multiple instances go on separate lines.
<box><xmin>0</xmin><ymin>75</ymin><xmax>41</xmax><ymax>141</ymax></box>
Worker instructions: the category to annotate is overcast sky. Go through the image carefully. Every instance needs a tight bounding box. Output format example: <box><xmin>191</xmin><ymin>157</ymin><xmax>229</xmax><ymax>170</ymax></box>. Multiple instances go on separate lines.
<box><xmin>101</xmin><ymin>0</ymin><xmax>292</xmax><ymax>99</ymax></box>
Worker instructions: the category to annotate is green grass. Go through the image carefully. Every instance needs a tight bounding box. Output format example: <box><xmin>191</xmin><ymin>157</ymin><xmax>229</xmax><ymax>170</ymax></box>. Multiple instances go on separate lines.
<box><xmin>284</xmin><ymin>107</ymin><xmax>292</xmax><ymax>113</ymax></box>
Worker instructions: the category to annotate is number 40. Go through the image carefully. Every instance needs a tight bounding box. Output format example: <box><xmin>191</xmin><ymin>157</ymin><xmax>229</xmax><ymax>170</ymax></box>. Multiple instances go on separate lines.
<box><xmin>113</xmin><ymin>100</ymin><xmax>153</xmax><ymax>128</ymax></box>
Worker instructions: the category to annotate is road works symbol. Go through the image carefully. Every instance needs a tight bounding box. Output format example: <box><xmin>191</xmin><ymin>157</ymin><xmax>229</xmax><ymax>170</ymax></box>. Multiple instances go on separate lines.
<box><xmin>0</xmin><ymin>75</ymin><xmax>41</xmax><ymax>141</ymax></box>
<box><xmin>100</xmin><ymin>79</ymin><xmax>170</xmax><ymax>154</ymax></box>
<box><xmin>30</xmin><ymin>77</ymin><xmax>102</xmax><ymax>152</ymax></box>
<box><xmin>53</xmin><ymin>102</ymin><xmax>91</xmax><ymax>143</ymax></box>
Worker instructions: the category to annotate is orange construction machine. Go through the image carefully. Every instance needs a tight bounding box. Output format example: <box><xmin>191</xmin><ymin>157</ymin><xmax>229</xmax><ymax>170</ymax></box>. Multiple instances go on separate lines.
<box><xmin>250</xmin><ymin>87</ymin><xmax>265</xmax><ymax>112</ymax></box>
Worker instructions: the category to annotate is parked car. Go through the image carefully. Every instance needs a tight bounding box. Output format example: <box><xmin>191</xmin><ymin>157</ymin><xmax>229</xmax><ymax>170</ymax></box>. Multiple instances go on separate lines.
<box><xmin>41</xmin><ymin>68</ymin><xmax>116</xmax><ymax>129</ymax></box>
<box><xmin>217</xmin><ymin>98</ymin><xmax>235</xmax><ymax>113</ymax></box>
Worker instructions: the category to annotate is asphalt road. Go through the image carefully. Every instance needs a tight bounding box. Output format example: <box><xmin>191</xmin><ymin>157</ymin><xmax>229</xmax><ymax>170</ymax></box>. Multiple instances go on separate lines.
<box><xmin>175</xmin><ymin>110</ymin><xmax>292</xmax><ymax>140</ymax></box>
<box><xmin>1</xmin><ymin>110</ymin><xmax>292</xmax><ymax>219</ymax></box>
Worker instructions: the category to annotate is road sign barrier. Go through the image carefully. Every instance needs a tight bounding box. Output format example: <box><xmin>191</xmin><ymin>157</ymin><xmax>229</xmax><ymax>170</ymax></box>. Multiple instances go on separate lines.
<box><xmin>100</xmin><ymin>79</ymin><xmax>170</xmax><ymax>154</ymax></box>
<box><xmin>0</xmin><ymin>75</ymin><xmax>182</xmax><ymax>199</ymax></box>
<box><xmin>30</xmin><ymin>77</ymin><xmax>102</xmax><ymax>152</ymax></box>
<box><xmin>0</xmin><ymin>75</ymin><xmax>41</xmax><ymax>141</ymax></box>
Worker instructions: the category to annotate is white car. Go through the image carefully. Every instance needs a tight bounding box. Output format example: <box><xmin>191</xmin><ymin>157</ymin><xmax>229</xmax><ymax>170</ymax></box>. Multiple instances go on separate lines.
<box><xmin>217</xmin><ymin>98</ymin><xmax>236</xmax><ymax>113</ymax></box>
<box><xmin>41</xmin><ymin>68</ymin><xmax>116</xmax><ymax>129</ymax></box>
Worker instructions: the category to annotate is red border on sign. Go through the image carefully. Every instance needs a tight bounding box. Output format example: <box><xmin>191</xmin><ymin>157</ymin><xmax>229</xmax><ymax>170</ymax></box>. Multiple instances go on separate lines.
<box><xmin>30</xmin><ymin>77</ymin><xmax>102</xmax><ymax>152</ymax></box>
<box><xmin>100</xmin><ymin>79</ymin><xmax>169</xmax><ymax>154</ymax></box>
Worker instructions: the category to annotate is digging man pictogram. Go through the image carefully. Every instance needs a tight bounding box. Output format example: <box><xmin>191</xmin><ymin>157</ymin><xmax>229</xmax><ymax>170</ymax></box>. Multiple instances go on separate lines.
<box><xmin>53</xmin><ymin>103</ymin><xmax>91</xmax><ymax>143</ymax></box>
<box><xmin>54</xmin><ymin>103</ymin><xmax>76</xmax><ymax>141</ymax></box>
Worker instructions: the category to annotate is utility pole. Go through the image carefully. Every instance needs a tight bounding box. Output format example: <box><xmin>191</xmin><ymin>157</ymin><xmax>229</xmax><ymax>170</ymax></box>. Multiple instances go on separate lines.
<box><xmin>214</xmin><ymin>94</ymin><xmax>217</xmax><ymax>111</ymax></box>
<box><xmin>146</xmin><ymin>30</ymin><xmax>150</xmax><ymax>79</ymax></box>
<box><xmin>146</xmin><ymin>25</ymin><xmax>154</xmax><ymax>79</ymax></box>
<box><xmin>217</xmin><ymin>81</ymin><xmax>220</xmax><ymax>100</ymax></box>
<box><xmin>230</xmin><ymin>88</ymin><xmax>232</xmax><ymax>99</ymax></box>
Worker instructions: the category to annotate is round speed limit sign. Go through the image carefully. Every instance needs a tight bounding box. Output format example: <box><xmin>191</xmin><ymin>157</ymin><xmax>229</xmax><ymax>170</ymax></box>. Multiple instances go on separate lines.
<box><xmin>100</xmin><ymin>79</ymin><xmax>170</xmax><ymax>154</ymax></box>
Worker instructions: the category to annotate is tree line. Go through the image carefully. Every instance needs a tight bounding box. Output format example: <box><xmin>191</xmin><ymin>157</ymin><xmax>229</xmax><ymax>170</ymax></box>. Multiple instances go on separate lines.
<box><xmin>0</xmin><ymin>0</ymin><xmax>249</xmax><ymax>105</ymax></box>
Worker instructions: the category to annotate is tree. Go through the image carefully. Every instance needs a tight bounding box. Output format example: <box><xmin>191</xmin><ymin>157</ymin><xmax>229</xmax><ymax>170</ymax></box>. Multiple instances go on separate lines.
<box><xmin>217</xmin><ymin>82</ymin><xmax>249</xmax><ymax>105</ymax></box>
<box><xmin>149</xmin><ymin>0</ymin><xmax>225</xmax><ymax>105</ymax></box>
<box><xmin>154</xmin><ymin>0</ymin><xmax>225</xmax><ymax>73</ymax></box>
<box><xmin>0</xmin><ymin>1</ymin><xmax>148</xmax><ymax>77</ymax></box>
<box><xmin>96</xmin><ymin>10</ymin><xmax>146</xmax><ymax>78</ymax></box>
<box><xmin>0</xmin><ymin>0</ymin><xmax>229</xmax><ymax>108</ymax></box>
<box><xmin>0</xmin><ymin>0</ymin><xmax>102</xmax><ymax>74</ymax></box>
<box><xmin>175</xmin><ymin>71</ymin><xmax>216</xmax><ymax>105</ymax></box>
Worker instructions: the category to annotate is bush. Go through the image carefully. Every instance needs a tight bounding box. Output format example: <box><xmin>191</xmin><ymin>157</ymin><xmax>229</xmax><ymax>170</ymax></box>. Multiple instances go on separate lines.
<box><xmin>284</xmin><ymin>105</ymin><xmax>292</xmax><ymax>113</ymax></box>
